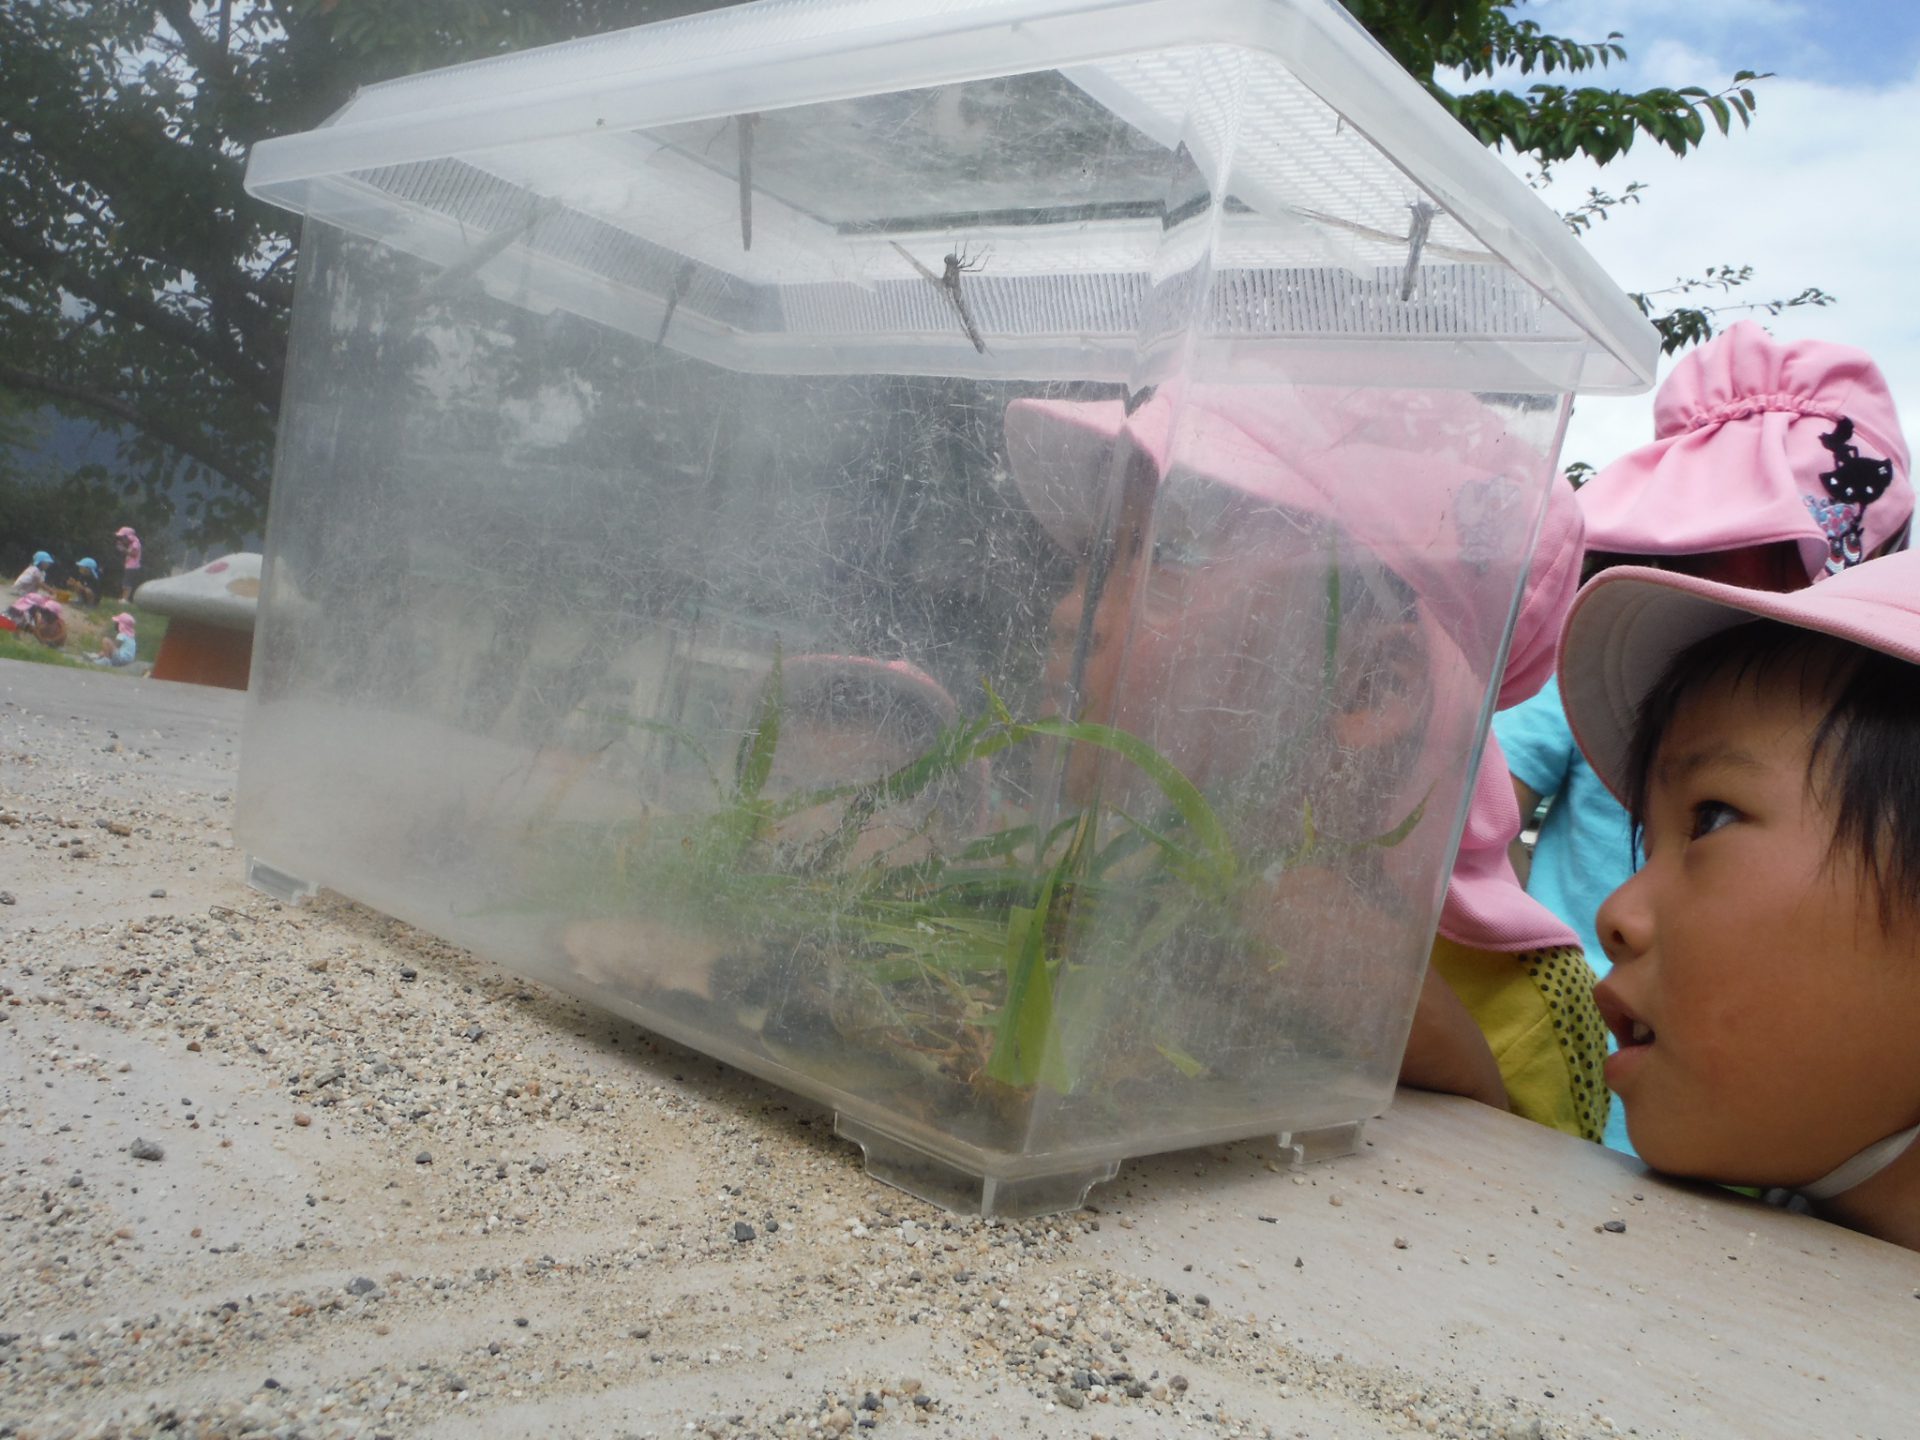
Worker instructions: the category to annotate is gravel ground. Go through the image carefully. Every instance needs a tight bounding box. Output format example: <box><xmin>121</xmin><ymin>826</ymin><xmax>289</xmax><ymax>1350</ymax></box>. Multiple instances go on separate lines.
<box><xmin>0</xmin><ymin>667</ymin><xmax>1701</xmax><ymax>1439</ymax></box>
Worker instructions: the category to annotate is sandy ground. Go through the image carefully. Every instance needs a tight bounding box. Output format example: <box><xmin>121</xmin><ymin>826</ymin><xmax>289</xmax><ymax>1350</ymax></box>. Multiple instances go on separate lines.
<box><xmin>3</xmin><ymin>664</ymin><xmax>1914</xmax><ymax>1440</ymax></box>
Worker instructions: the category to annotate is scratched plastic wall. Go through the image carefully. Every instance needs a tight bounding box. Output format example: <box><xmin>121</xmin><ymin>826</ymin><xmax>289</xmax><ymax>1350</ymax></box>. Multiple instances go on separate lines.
<box><xmin>239</xmin><ymin>65</ymin><xmax>1574</xmax><ymax>1207</ymax></box>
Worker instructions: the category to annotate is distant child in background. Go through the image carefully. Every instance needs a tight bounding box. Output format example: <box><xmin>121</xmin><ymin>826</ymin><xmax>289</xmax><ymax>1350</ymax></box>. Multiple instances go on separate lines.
<box><xmin>5</xmin><ymin>593</ymin><xmax>68</xmax><ymax>647</ymax></box>
<box><xmin>114</xmin><ymin>526</ymin><xmax>143</xmax><ymax>601</ymax></box>
<box><xmin>1560</xmin><ymin>550</ymin><xmax>1920</xmax><ymax>1251</ymax></box>
<box><xmin>70</xmin><ymin>557</ymin><xmax>103</xmax><ymax>608</ymax></box>
<box><xmin>93</xmin><ymin>612</ymin><xmax>138</xmax><ymax>667</ymax></box>
<box><xmin>1494</xmin><ymin>323</ymin><xmax>1912</xmax><ymax>1150</ymax></box>
<box><xmin>11</xmin><ymin>550</ymin><xmax>54</xmax><ymax>594</ymax></box>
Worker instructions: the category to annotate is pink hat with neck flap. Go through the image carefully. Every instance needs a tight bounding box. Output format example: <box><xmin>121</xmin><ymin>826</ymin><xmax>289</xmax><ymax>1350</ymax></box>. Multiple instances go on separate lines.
<box><xmin>1578</xmin><ymin>320</ymin><xmax>1913</xmax><ymax>580</ymax></box>
<box><xmin>1005</xmin><ymin>384</ymin><xmax>1583</xmax><ymax>954</ymax></box>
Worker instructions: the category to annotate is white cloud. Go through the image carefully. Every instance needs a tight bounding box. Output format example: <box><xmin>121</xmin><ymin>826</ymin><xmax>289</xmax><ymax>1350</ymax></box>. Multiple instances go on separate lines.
<box><xmin>1514</xmin><ymin>62</ymin><xmax>1920</xmax><ymax>476</ymax></box>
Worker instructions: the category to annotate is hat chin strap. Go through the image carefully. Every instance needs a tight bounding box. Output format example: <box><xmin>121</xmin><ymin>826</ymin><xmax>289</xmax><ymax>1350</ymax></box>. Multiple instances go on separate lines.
<box><xmin>1799</xmin><ymin>1121</ymin><xmax>1920</xmax><ymax>1202</ymax></box>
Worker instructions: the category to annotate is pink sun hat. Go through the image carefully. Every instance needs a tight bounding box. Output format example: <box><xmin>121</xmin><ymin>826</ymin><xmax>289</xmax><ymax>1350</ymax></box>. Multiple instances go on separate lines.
<box><xmin>1578</xmin><ymin>321</ymin><xmax>1913</xmax><ymax>580</ymax></box>
<box><xmin>1561</xmin><ymin>550</ymin><xmax>1920</xmax><ymax>803</ymax></box>
<box><xmin>1006</xmin><ymin>385</ymin><xmax>1579</xmax><ymax>674</ymax></box>
<box><xmin>1006</xmin><ymin>384</ymin><xmax>1584</xmax><ymax>953</ymax></box>
<box><xmin>112</xmin><ymin>612</ymin><xmax>136</xmax><ymax>635</ymax></box>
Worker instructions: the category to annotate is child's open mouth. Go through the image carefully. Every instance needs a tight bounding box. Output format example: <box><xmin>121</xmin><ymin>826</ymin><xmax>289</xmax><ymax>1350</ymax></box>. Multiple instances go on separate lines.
<box><xmin>1594</xmin><ymin>986</ymin><xmax>1655</xmax><ymax>1089</ymax></box>
<box><xmin>1594</xmin><ymin>986</ymin><xmax>1652</xmax><ymax>1048</ymax></box>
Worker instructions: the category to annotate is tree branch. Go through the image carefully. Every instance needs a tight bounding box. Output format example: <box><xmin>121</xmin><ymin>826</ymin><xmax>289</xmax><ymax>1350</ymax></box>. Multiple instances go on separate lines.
<box><xmin>0</xmin><ymin>220</ymin><xmax>282</xmax><ymax>413</ymax></box>
<box><xmin>0</xmin><ymin>362</ymin><xmax>268</xmax><ymax>502</ymax></box>
<box><xmin>152</xmin><ymin>0</ymin><xmax>233</xmax><ymax>85</ymax></box>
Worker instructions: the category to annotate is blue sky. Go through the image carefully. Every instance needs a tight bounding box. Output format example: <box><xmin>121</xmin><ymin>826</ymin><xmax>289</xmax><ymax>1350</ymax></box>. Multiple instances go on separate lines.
<box><xmin>1492</xmin><ymin>2</ymin><xmax>1920</xmax><ymax>474</ymax></box>
<box><xmin>1525</xmin><ymin>0</ymin><xmax>1920</xmax><ymax>89</ymax></box>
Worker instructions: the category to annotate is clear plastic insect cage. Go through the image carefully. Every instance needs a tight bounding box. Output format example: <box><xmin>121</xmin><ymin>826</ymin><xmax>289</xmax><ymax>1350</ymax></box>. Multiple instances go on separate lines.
<box><xmin>239</xmin><ymin>0</ymin><xmax>1656</xmax><ymax>1215</ymax></box>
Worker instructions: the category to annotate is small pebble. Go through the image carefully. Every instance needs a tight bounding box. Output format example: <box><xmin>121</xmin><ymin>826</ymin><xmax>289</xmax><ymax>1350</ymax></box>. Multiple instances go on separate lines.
<box><xmin>149</xmin><ymin>887</ymin><xmax>167</xmax><ymax>898</ymax></box>
<box><xmin>293</xmin><ymin>1113</ymin><xmax>313</xmax><ymax>1127</ymax></box>
<box><xmin>1602</xmin><ymin>1219</ymin><xmax>1627</xmax><ymax>1234</ymax></box>
<box><xmin>129</xmin><ymin>1138</ymin><xmax>164</xmax><ymax>1162</ymax></box>
<box><xmin>415</xmin><ymin>1151</ymin><xmax>433</xmax><ymax>1165</ymax></box>
<box><xmin>732</xmin><ymin>1221</ymin><xmax>756</xmax><ymax>1243</ymax></box>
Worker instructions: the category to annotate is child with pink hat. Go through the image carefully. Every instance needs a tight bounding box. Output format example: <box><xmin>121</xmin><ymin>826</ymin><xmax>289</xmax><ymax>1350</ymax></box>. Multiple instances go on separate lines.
<box><xmin>1558</xmin><ymin>548</ymin><xmax>1920</xmax><ymax>1248</ymax></box>
<box><xmin>4</xmin><ymin>592</ymin><xmax>67</xmax><ymax>647</ymax></box>
<box><xmin>1005</xmin><ymin>383</ymin><xmax>1607</xmax><ymax>1140</ymax></box>
<box><xmin>92</xmin><ymin>611</ymin><xmax>138</xmax><ymax>667</ymax></box>
<box><xmin>114</xmin><ymin>526</ymin><xmax>143</xmax><ymax>601</ymax></box>
<box><xmin>1495</xmin><ymin>323</ymin><xmax>1912</xmax><ymax>1149</ymax></box>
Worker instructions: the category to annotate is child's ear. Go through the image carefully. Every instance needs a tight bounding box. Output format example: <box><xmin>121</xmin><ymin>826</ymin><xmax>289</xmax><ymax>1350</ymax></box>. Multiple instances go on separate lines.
<box><xmin>1330</xmin><ymin>621</ymin><xmax>1428</xmax><ymax>753</ymax></box>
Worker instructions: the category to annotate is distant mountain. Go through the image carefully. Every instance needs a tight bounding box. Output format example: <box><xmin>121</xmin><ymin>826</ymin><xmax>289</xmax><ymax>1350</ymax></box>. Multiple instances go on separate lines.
<box><xmin>6</xmin><ymin>407</ymin><xmax>136</xmax><ymax>481</ymax></box>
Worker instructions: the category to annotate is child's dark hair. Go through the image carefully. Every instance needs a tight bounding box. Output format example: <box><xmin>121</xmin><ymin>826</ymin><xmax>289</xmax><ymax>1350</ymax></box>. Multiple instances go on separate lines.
<box><xmin>1624</xmin><ymin>619</ymin><xmax>1920</xmax><ymax>930</ymax></box>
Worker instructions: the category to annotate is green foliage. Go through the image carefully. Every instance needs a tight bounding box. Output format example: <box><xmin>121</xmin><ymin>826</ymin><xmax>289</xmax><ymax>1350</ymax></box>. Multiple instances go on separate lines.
<box><xmin>1627</xmin><ymin>268</ymin><xmax>1836</xmax><ymax>355</ymax></box>
<box><xmin>1342</xmin><ymin>1</ymin><xmax>1807</xmax><ymax>353</ymax></box>
<box><xmin>530</xmin><ymin>684</ymin><xmax>1425</xmax><ymax>1098</ymax></box>
<box><xmin>0</xmin><ymin>629</ymin><xmax>76</xmax><ymax>668</ymax></box>
<box><xmin>1345</xmin><ymin>0</ymin><xmax>1760</xmax><ymax>164</ymax></box>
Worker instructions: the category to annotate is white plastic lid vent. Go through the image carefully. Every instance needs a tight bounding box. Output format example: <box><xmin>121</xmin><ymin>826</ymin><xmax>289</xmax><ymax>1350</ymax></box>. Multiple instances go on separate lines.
<box><xmin>244</xmin><ymin>0</ymin><xmax>1657</xmax><ymax>392</ymax></box>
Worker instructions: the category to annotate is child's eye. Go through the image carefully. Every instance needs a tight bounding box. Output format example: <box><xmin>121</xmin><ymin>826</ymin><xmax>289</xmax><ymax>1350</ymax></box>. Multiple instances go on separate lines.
<box><xmin>1688</xmin><ymin>800</ymin><xmax>1739</xmax><ymax>840</ymax></box>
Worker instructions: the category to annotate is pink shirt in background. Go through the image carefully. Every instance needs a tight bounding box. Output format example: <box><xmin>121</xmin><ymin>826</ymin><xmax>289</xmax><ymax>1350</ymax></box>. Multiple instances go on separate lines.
<box><xmin>119</xmin><ymin>534</ymin><xmax>142</xmax><ymax>570</ymax></box>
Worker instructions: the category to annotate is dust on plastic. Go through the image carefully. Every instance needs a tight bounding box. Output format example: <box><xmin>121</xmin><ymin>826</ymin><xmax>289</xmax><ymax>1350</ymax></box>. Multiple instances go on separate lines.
<box><xmin>237</xmin><ymin>25</ymin><xmax>1632</xmax><ymax>1211</ymax></box>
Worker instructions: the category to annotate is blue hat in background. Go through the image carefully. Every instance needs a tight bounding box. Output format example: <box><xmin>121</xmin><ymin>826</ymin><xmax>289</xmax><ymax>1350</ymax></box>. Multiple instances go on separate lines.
<box><xmin>33</xmin><ymin>550</ymin><xmax>53</xmax><ymax>566</ymax></box>
<box><xmin>77</xmin><ymin>557</ymin><xmax>99</xmax><ymax>573</ymax></box>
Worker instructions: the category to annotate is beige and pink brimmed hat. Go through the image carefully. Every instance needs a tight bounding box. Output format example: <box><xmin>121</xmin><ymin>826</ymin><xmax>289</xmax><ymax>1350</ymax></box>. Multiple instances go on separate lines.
<box><xmin>1005</xmin><ymin>384</ymin><xmax>1586</xmax><ymax>953</ymax></box>
<box><xmin>1561</xmin><ymin>549</ymin><xmax>1920</xmax><ymax>803</ymax></box>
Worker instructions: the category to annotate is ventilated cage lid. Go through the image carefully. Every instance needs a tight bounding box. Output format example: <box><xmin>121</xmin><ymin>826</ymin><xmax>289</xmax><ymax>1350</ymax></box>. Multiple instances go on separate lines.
<box><xmin>244</xmin><ymin>0</ymin><xmax>1657</xmax><ymax>393</ymax></box>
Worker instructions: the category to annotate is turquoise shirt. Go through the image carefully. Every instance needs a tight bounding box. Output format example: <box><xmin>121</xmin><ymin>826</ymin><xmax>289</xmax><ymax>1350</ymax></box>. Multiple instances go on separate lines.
<box><xmin>1494</xmin><ymin>675</ymin><xmax>1639</xmax><ymax>1154</ymax></box>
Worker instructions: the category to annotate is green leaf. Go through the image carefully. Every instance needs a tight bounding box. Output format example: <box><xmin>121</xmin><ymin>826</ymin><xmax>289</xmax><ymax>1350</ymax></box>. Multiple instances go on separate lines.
<box><xmin>1154</xmin><ymin>1041</ymin><xmax>1208</xmax><ymax>1079</ymax></box>
<box><xmin>983</xmin><ymin>816</ymin><xmax>1083</xmax><ymax>1094</ymax></box>
<box><xmin>734</xmin><ymin>644</ymin><xmax>782</xmax><ymax>803</ymax></box>
<box><xmin>1009</xmin><ymin>715</ymin><xmax>1238</xmax><ymax>889</ymax></box>
<box><xmin>1322</xmin><ymin>541</ymin><xmax>1342</xmax><ymax>702</ymax></box>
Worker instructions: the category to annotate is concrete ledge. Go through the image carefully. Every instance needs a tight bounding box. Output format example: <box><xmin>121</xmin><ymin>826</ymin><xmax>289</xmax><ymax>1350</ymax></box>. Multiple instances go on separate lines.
<box><xmin>2</xmin><ymin>659</ymin><xmax>1912</xmax><ymax>1439</ymax></box>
